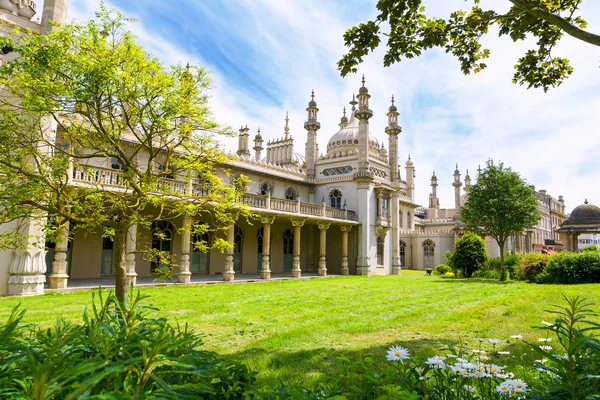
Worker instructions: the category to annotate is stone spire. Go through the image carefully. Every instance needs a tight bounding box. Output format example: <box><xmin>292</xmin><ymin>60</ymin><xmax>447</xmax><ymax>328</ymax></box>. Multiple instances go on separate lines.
<box><xmin>405</xmin><ymin>155</ymin><xmax>415</xmax><ymax>202</ymax></box>
<box><xmin>453</xmin><ymin>163</ymin><xmax>462</xmax><ymax>210</ymax></box>
<box><xmin>464</xmin><ymin>169</ymin><xmax>471</xmax><ymax>191</ymax></box>
<box><xmin>237</xmin><ymin>125</ymin><xmax>251</xmax><ymax>157</ymax></box>
<box><xmin>253</xmin><ymin>128</ymin><xmax>263</xmax><ymax>162</ymax></box>
<box><xmin>284</xmin><ymin>111</ymin><xmax>290</xmax><ymax>139</ymax></box>
<box><xmin>339</xmin><ymin>107</ymin><xmax>348</xmax><ymax>129</ymax></box>
<box><xmin>304</xmin><ymin>90</ymin><xmax>320</xmax><ymax>183</ymax></box>
<box><xmin>385</xmin><ymin>95</ymin><xmax>401</xmax><ymax>185</ymax></box>
<box><xmin>350</xmin><ymin>94</ymin><xmax>357</xmax><ymax>113</ymax></box>
<box><xmin>429</xmin><ymin>170</ymin><xmax>439</xmax><ymax>218</ymax></box>
<box><xmin>355</xmin><ymin>76</ymin><xmax>373</xmax><ymax>179</ymax></box>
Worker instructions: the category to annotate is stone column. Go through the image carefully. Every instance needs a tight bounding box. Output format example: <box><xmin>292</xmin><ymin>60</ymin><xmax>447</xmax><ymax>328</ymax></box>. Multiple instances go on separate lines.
<box><xmin>178</xmin><ymin>216</ymin><xmax>192</xmax><ymax>284</ymax></box>
<box><xmin>318</xmin><ymin>222</ymin><xmax>330</xmax><ymax>276</ymax></box>
<box><xmin>573</xmin><ymin>233</ymin><xmax>580</xmax><ymax>253</ymax></box>
<box><xmin>125</xmin><ymin>224</ymin><xmax>137</xmax><ymax>287</ymax></box>
<box><xmin>8</xmin><ymin>217</ymin><xmax>47</xmax><ymax>296</ymax></box>
<box><xmin>48</xmin><ymin>222</ymin><xmax>69</xmax><ymax>289</ymax></box>
<box><xmin>356</xmin><ymin>182</ymin><xmax>372</xmax><ymax>276</ymax></box>
<box><xmin>391</xmin><ymin>192</ymin><xmax>401</xmax><ymax>274</ymax></box>
<box><xmin>340</xmin><ymin>225</ymin><xmax>352</xmax><ymax>275</ymax></box>
<box><xmin>261</xmin><ymin>215</ymin><xmax>276</xmax><ymax>279</ymax></box>
<box><xmin>223</xmin><ymin>222</ymin><xmax>235</xmax><ymax>281</ymax></box>
<box><xmin>291</xmin><ymin>219</ymin><xmax>305</xmax><ymax>278</ymax></box>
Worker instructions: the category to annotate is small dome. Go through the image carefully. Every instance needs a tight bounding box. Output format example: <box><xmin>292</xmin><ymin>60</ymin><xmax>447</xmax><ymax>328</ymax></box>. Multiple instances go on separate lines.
<box><xmin>406</xmin><ymin>156</ymin><xmax>414</xmax><ymax>166</ymax></box>
<box><xmin>326</xmin><ymin>110</ymin><xmax>379</xmax><ymax>156</ymax></box>
<box><xmin>562</xmin><ymin>200</ymin><xmax>600</xmax><ymax>228</ymax></box>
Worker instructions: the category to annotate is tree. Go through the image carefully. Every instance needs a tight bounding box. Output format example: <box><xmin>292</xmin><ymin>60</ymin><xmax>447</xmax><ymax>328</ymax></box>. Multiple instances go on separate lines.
<box><xmin>338</xmin><ymin>0</ymin><xmax>599</xmax><ymax>91</ymax></box>
<box><xmin>449</xmin><ymin>231</ymin><xmax>488</xmax><ymax>278</ymax></box>
<box><xmin>0</xmin><ymin>6</ymin><xmax>248</xmax><ymax>301</ymax></box>
<box><xmin>460</xmin><ymin>161</ymin><xmax>540</xmax><ymax>280</ymax></box>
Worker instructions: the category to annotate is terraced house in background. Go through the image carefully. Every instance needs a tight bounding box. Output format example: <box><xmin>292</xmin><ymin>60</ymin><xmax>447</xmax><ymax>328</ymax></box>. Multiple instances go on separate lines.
<box><xmin>0</xmin><ymin>0</ymin><xmax>572</xmax><ymax>296</ymax></box>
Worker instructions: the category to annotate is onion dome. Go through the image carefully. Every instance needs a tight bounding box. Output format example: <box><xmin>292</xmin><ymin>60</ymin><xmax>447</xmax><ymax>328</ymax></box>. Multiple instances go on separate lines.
<box><xmin>326</xmin><ymin>109</ymin><xmax>379</xmax><ymax>157</ymax></box>
<box><xmin>340</xmin><ymin>107</ymin><xmax>348</xmax><ymax>124</ymax></box>
<box><xmin>358</xmin><ymin>74</ymin><xmax>368</xmax><ymax>94</ymax></box>
<box><xmin>406</xmin><ymin>155</ymin><xmax>414</xmax><ymax>166</ymax></box>
<box><xmin>255</xmin><ymin>127</ymin><xmax>262</xmax><ymax>140</ymax></box>
<box><xmin>389</xmin><ymin>95</ymin><xmax>398</xmax><ymax>112</ymax></box>
<box><xmin>308</xmin><ymin>90</ymin><xmax>317</xmax><ymax>107</ymax></box>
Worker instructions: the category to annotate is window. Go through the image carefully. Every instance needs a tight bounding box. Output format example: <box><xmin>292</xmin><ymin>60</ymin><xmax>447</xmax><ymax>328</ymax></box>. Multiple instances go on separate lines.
<box><xmin>158</xmin><ymin>164</ymin><xmax>174</xmax><ymax>180</ymax></box>
<box><xmin>329</xmin><ymin>189</ymin><xmax>342</xmax><ymax>209</ymax></box>
<box><xmin>423</xmin><ymin>239</ymin><xmax>435</xmax><ymax>269</ymax></box>
<box><xmin>399</xmin><ymin>211</ymin><xmax>403</xmax><ymax>228</ymax></box>
<box><xmin>407</xmin><ymin>212</ymin><xmax>411</xmax><ymax>228</ymax></box>
<box><xmin>110</xmin><ymin>157</ymin><xmax>123</xmax><ymax>170</ymax></box>
<box><xmin>285</xmin><ymin>187</ymin><xmax>297</xmax><ymax>200</ymax></box>
<box><xmin>257</xmin><ymin>227</ymin><xmax>264</xmax><ymax>270</ymax></box>
<box><xmin>151</xmin><ymin>221</ymin><xmax>174</xmax><ymax>273</ymax></box>
<box><xmin>382</xmin><ymin>198</ymin><xmax>389</xmax><ymax>217</ymax></box>
<box><xmin>259</xmin><ymin>182</ymin><xmax>271</xmax><ymax>196</ymax></box>
<box><xmin>101</xmin><ymin>237</ymin><xmax>115</xmax><ymax>274</ymax></box>
<box><xmin>399</xmin><ymin>240</ymin><xmax>406</xmax><ymax>268</ymax></box>
<box><xmin>233</xmin><ymin>225</ymin><xmax>244</xmax><ymax>272</ymax></box>
<box><xmin>283</xmin><ymin>229</ymin><xmax>294</xmax><ymax>272</ymax></box>
<box><xmin>376</xmin><ymin>237</ymin><xmax>384</xmax><ymax>265</ymax></box>
<box><xmin>191</xmin><ymin>232</ymin><xmax>209</xmax><ymax>273</ymax></box>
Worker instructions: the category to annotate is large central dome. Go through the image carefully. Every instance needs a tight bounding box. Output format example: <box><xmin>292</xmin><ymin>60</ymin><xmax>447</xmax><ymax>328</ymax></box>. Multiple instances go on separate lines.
<box><xmin>326</xmin><ymin>111</ymin><xmax>380</xmax><ymax>157</ymax></box>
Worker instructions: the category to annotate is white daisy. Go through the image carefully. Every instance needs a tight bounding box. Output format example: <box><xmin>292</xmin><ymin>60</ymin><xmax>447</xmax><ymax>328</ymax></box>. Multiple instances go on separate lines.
<box><xmin>510</xmin><ymin>334</ymin><xmax>523</xmax><ymax>339</ymax></box>
<box><xmin>386</xmin><ymin>345</ymin><xmax>410</xmax><ymax>362</ymax></box>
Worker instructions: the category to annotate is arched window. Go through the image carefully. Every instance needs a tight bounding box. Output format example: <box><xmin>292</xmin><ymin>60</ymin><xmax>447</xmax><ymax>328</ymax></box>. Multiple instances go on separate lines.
<box><xmin>191</xmin><ymin>232</ymin><xmax>210</xmax><ymax>273</ymax></box>
<box><xmin>399</xmin><ymin>240</ymin><xmax>406</xmax><ymax>268</ymax></box>
<box><xmin>110</xmin><ymin>157</ymin><xmax>123</xmax><ymax>170</ymax></box>
<box><xmin>259</xmin><ymin>182</ymin><xmax>271</xmax><ymax>196</ymax></box>
<box><xmin>233</xmin><ymin>225</ymin><xmax>244</xmax><ymax>272</ymax></box>
<box><xmin>257</xmin><ymin>227</ymin><xmax>264</xmax><ymax>270</ymax></box>
<box><xmin>329</xmin><ymin>189</ymin><xmax>342</xmax><ymax>209</ymax></box>
<box><xmin>376</xmin><ymin>237</ymin><xmax>385</xmax><ymax>265</ymax></box>
<box><xmin>285</xmin><ymin>187</ymin><xmax>297</xmax><ymax>200</ymax></box>
<box><xmin>100</xmin><ymin>237</ymin><xmax>114</xmax><ymax>275</ymax></box>
<box><xmin>283</xmin><ymin>229</ymin><xmax>294</xmax><ymax>272</ymax></box>
<box><xmin>407</xmin><ymin>212</ymin><xmax>411</xmax><ymax>229</ymax></box>
<box><xmin>151</xmin><ymin>221</ymin><xmax>174</xmax><ymax>272</ymax></box>
<box><xmin>423</xmin><ymin>239</ymin><xmax>435</xmax><ymax>269</ymax></box>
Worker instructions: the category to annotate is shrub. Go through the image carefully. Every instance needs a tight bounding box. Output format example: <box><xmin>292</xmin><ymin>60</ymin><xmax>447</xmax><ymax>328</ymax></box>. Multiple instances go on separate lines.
<box><xmin>0</xmin><ymin>290</ymin><xmax>256</xmax><ymax>398</ymax></box>
<box><xmin>537</xmin><ymin>251</ymin><xmax>600</xmax><ymax>284</ymax></box>
<box><xmin>486</xmin><ymin>253</ymin><xmax>521</xmax><ymax>280</ymax></box>
<box><xmin>521</xmin><ymin>261</ymin><xmax>547</xmax><ymax>282</ymax></box>
<box><xmin>434</xmin><ymin>263</ymin><xmax>452</xmax><ymax>275</ymax></box>
<box><xmin>582</xmin><ymin>244</ymin><xmax>600</xmax><ymax>253</ymax></box>
<box><xmin>472</xmin><ymin>269</ymin><xmax>500</xmax><ymax>280</ymax></box>
<box><xmin>449</xmin><ymin>232</ymin><xmax>488</xmax><ymax>278</ymax></box>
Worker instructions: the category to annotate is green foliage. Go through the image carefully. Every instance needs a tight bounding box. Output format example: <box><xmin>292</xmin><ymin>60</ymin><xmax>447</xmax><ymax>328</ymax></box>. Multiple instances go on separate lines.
<box><xmin>460</xmin><ymin>161</ymin><xmax>540</xmax><ymax>281</ymax></box>
<box><xmin>582</xmin><ymin>244</ymin><xmax>600</xmax><ymax>253</ymax></box>
<box><xmin>434</xmin><ymin>263</ymin><xmax>453</xmax><ymax>276</ymax></box>
<box><xmin>0</xmin><ymin>5</ymin><xmax>249</xmax><ymax>300</ymax></box>
<box><xmin>338</xmin><ymin>0</ymin><xmax>599</xmax><ymax>91</ymax></box>
<box><xmin>448</xmin><ymin>231</ymin><xmax>488</xmax><ymax>278</ymax></box>
<box><xmin>0</xmin><ymin>289</ymin><xmax>256</xmax><ymax>398</ymax></box>
<box><xmin>537</xmin><ymin>251</ymin><xmax>600</xmax><ymax>284</ymax></box>
<box><xmin>532</xmin><ymin>296</ymin><xmax>600</xmax><ymax>398</ymax></box>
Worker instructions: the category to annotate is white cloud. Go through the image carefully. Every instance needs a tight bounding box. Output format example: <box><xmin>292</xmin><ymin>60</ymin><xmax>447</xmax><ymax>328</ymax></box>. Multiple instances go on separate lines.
<box><xmin>39</xmin><ymin>0</ymin><xmax>600</xmax><ymax>212</ymax></box>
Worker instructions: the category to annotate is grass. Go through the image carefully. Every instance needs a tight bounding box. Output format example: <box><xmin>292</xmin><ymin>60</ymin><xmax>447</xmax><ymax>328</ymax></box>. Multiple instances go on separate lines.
<box><xmin>1</xmin><ymin>271</ymin><xmax>599</xmax><ymax>385</ymax></box>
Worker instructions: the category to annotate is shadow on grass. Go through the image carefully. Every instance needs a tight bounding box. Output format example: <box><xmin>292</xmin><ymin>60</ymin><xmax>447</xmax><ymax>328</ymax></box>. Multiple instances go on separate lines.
<box><xmin>431</xmin><ymin>277</ymin><xmax>518</xmax><ymax>285</ymax></box>
<box><xmin>218</xmin><ymin>338</ymin><xmax>539</xmax><ymax>386</ymax></box>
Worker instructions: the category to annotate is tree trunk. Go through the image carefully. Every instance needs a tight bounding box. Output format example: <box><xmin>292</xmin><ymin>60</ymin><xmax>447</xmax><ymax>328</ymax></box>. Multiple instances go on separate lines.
<box><xmin>499</xmin><ymin>241</ymin><xmax>507</xmax><ymax>281</ymax></box>
<box><xmin>113</xmin><ymin>225</ymin><xmax>128</xmax><ymax>302</ymax></box>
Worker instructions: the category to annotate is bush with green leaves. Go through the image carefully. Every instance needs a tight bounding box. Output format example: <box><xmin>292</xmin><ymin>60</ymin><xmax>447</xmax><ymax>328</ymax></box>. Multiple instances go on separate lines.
<box><xmin>486</xmin><ymin>254</ymin><xmax>521</xmax><ymax>280</ymax></box>
<box><xmin>537</xmin><ymin>251</ymin><xmax>600</xmax><ymax>284</ymax></box>
<box><xmin>448</xmin><ymin>232</ymin><xmax>488</xmax><ymax>278</ymax></box>
<box><xmin>0</xmin><ymin>290</ymin><xmax>256</xmax><ymax>399</ymax></box>
<box><xmin>434</xmin><ymin>264</ymin><xmax>453</xmax><ymax>276</ymax></box>
<box><xmin>582</xmin><ymin>244</ymin><xmax>600</xmax><ymax>253</ymax></box>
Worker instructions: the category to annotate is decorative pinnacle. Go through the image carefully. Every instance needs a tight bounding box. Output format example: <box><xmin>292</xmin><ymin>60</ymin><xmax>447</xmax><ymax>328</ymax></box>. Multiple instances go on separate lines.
<box><xmin>585</xmin><ymin>198</ymin><xmax>589</xmax><ymax>204</ymax></box>
<box><xmin>408</xmin><ymin>154</ymin><xmax>411</xmax><ymax>160</ymax></box>
<box><xmin>391</xmin><ymin>95</ymin><xmax>395</xmax><ymax>105</ymax></box>
<box><xmin>311</xmin><ymin>90</ymin><xmax>315</xmax><ymax>101</ymax></box>
<box><xmin>284</xmin><ymin>111</ymin><xmax>290</xmax><ymax>137</ymax></box>
<box><xmin>343</xmin><ymin>106</ymin><xmax>346</xmax><ymax>117</ymax></box>
<box><xmin>361</xmin><ymin>74</ymin><xmax>365</xmax><ymax>87</ymax></box>
<box><xmin>350</xmin><ymin>94</ymin><xmax>357</xmax><ymax>111</ymax></box>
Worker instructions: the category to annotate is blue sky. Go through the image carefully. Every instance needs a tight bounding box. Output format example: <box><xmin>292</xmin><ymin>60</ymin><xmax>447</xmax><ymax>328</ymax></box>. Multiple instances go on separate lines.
<box><xmin>43</xmin><ymin>0</ymin><xmax>600</xmax><ymax>212</ymax></box>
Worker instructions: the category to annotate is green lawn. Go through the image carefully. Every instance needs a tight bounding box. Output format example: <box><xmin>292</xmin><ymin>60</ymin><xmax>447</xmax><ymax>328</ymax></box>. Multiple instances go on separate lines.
<box><xmin>1</xmin><ymin>271</ymin><xmax>599</xmax><ymax>385</ymax></box>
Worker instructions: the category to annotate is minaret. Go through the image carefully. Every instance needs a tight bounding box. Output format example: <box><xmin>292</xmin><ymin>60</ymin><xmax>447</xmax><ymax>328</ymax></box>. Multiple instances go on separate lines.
<box><xmin>355</xmin><ymin>75</ymin><xmax>373</xmax><ymax>178</ymax></box>
<box><xmin>453</xmin><ymin>163</ymin><xmax>462</xmax><ymax>210</ymax></box>
<box><xmin>253</xmin><ymin>128</ymin><xmax>263</xmax><ymax>162</ymax></box>
<box><xmin>379</xmin><ymin>144</ymin><xmax>387</xmax><ymax>162</ymax></box>
<box><xmin>405</xmin><ymin>155</ymin><xmax>415</xmax><ymax>202</ymax></box>
<box><xmin>282</xmin><ymin>112</ymin><xmax>295</xmax><ymax>165</ymax></box>
<box><xmin>41</xmin><ymin>0</ymin><xmax>69</xmax><ymax>35</ymax></box>
<box><xmin>236</xmin><ymin>125</ymin><xmax>250</xmax><ymax>157</ymax></box>
<box><xmin>304</xmin><ymin>90</ymin><xmax>320</xmax><ymax>183</ymax></box>
<box><xmin>464</xmin><ymin>169</ymin><xmax>471</xmax><ymax>192</ymax></box>
<box><xmin>429</xmin><ymin>171</ymin><xmax>439</xmax><ymax>219</ymax></box>
<box><xmin>339</xmin><ymin>107</ymin><xmax>348</xmax><ymax>129</ymax></box>
<box><xmin>385</xmin><ymin>95</ymin><xmax>401</xmax><ymax>185</ymax></box>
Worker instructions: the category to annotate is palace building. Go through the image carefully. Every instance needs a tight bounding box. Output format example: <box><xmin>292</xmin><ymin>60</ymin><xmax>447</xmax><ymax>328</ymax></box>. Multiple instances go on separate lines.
<box><xmin>0</xmin><ymin>0</ymin><xmax>569</xmax><ymax>296</ymax></box>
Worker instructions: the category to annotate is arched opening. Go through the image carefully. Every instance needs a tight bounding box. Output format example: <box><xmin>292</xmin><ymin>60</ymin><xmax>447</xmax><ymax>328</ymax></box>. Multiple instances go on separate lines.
<box><xmin>191</xmin><ymin>232</ymin><xmax>210</xmax><ymax>273</ymax></box>
<box><xmin>151</xmin><ymin>221</ymin><xmax>174</xmax><ymax>273</ymax></box>
<box><xmin>257</xmin><ymin>227</ymin><xmax>264</xmax><ymax>270</ymax></box>
<box><xmin>233</xmin><ymin>225</ymin><xmax>244</xmax><ymax>272</ymax></box>
<box><xmin>329</xmin><ymin>189</ymin><xmax>342</xmax><ymax>209</ymax></box>
<box><xmin>376</xmin><ymin>237</ymin><xmax>385</xmax><ymax>265</ymax></box>
<box><xmin>399</xmin><ymin>240</ymin><xmax>406</xmax><ymax>268</ymax></box>
<box><xmin>283</xmin><ymin>229</ymin><xmax>294</xmax><ymax>272</ymax></box>
<box><xmin>423</xmin><ymin>239</ymin><xmax>435</xmax><ymax>269</ymax></box>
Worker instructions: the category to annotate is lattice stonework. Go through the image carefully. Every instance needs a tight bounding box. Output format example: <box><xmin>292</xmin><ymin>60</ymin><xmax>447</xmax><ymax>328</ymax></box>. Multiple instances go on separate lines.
<box><xmin>322</xmin><ymin>166</ymin><xmax>353</xmax><ymax>176</ymax></box>
<box><xmin>369</xmin><ymin>167</ymin><xmax>387</xmax><ymax>178</ymax></box>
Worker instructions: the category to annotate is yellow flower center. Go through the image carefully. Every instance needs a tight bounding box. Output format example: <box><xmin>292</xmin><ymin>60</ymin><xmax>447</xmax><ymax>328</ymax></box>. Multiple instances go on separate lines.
<box><xmin>491</xmin><ymin>368</ymin><xmax>497</xmax><ymax>372</ymax></box>
<box><xmin>395</xmin><ymin>352</ymin><xmax>400</xmax><ymax>357</ymax></box>
<box><xmin>502</xmin><ymin>385</ymin><xmax>508</xmax><ymax>390</ymax></box>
